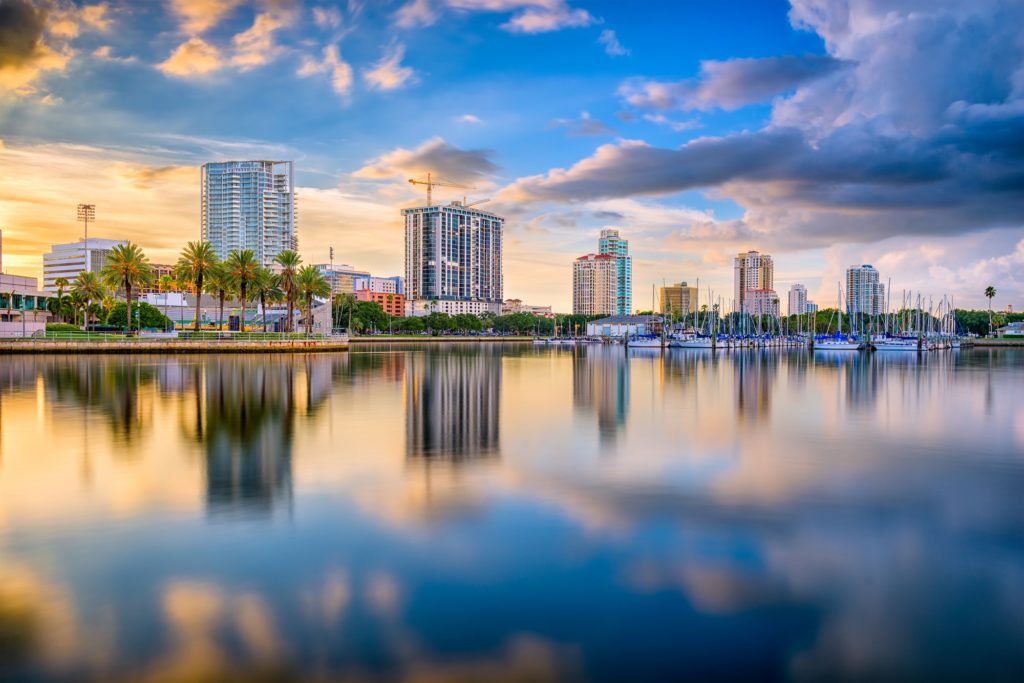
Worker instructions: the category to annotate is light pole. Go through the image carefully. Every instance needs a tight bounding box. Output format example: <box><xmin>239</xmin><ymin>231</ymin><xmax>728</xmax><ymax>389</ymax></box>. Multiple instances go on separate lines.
<box><xmin>77</xmin><ymin>204</ymin><xmax>95</xmax><ymax>271</ymax></box>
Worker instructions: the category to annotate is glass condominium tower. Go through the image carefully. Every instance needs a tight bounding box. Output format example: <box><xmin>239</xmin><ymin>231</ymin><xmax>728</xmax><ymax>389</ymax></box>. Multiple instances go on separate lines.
<box><xmin>201</xmin><ymin>161</ymin><xmax>296</xmax><ymax>265</ymax></box>
<box><xmin>402</xmin><ymin>203</ymin><xmax>503</xmax><ymax>306</ymax></box>
<box><xmin>598</xmin><ymin>228</ymin><xmax>632</xmax><ymax>316</ymax></box>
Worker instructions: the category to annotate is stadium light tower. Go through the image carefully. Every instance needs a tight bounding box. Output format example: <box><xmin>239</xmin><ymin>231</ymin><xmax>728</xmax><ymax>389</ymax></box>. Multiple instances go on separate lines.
<box><xmin>77</xmin><ymin>203</ymin><xmax>95</xmax><ymax>254</ymax></box>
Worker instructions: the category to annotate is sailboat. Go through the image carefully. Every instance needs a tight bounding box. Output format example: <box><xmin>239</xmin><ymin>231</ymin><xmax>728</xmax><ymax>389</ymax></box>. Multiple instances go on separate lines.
<box><xmin>816</xmin><ymin>282</ymin><xmax>862</xmax><ymax>351</ymax></box>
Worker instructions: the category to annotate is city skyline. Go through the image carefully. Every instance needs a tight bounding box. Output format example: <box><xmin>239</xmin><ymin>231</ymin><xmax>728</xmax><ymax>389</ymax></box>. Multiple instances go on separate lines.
<box><xmin>1</xmin><ymin>1</ymin><xmax>1022</xmax><ymax>312</ymax></box>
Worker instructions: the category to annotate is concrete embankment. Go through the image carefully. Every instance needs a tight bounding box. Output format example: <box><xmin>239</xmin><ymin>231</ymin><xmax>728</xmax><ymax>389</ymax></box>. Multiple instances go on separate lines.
<box><xmin>973</xmin><ymin>339</ymin><xmax>1024</xmax><ymax>347</ymax></box>
<box><xmin>349</xmin><ymin>336</ymin><xmax>532</xmax><ymax>344</ymax></box>
<box><xmin>0</xmin><ymin>338</ymin><xmax>350</xmax><ymax>354</ymax></box>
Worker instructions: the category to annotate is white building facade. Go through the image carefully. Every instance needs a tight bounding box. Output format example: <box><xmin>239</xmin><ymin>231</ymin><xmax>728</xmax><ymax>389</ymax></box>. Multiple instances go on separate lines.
<box><xmin>0</xmin><ymin>274</ymin><xmax>50</xmax><ymax>336</ymax></box>
<box><xmin>201</xmin><ymin>160</ymin><xmax>295</xmax><ymax>266</ymax></box>
<box><xmin>734</xmin><ymin>251</ymin><xmax>775</xmax><ymax>313</ymax></box>
<box><xmin>573</xmin><ymin>254</ymin><xmax>617</xmax><ymax>316</ymax></box>
<box><xmin>846</xmin><ymin>264</ymin><xmax>885</xmax><ymax>315</ymax></box>
<box><xmin>42</xmin><ymin>238</ymin><xmax>126</xmax><ymax>293</ymax></box>
<box><xmin>403</xmin><ymin>202</ymin><xmax>503</xmax><ymax>313</ymax></box>
<box><xmin>353</xmin><ymin>275</ymin><xmax>404</xmax><ymax>295</ymax></box>
<box><xmin>788</xmin><ymin>284</ymin><xmax>808</xmax><ymax>316</ymax></box>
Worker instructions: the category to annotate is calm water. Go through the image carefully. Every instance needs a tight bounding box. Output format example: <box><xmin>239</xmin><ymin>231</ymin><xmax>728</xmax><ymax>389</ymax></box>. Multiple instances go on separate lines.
<box><xmin>0</xmin><ymin>345</ymin><xmax>1022</xmax><ymax>682</ymax></box>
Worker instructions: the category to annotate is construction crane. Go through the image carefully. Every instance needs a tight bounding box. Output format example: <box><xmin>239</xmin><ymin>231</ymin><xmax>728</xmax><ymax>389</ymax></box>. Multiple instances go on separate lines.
<box><xmin>463</xmin><ymin>197</ymin><xmax>490</xmax><ymax>208</ymax></box>
<box><xmin>408</xmin><ymin>172</ymin><xmax>473</xmax><ymax>206</ymax></box>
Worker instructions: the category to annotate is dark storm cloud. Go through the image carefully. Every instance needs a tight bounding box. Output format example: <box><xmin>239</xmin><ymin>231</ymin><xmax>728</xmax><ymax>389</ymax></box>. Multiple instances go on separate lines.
<box><xmin>619</xmin><ymin>54</ymin><xmax>851</xmax><ymax>112</ymax></box>
<box><xmin>0</xmin><ymin>0</ymin><xmax>47</xmax><ymax>68</ymax></box>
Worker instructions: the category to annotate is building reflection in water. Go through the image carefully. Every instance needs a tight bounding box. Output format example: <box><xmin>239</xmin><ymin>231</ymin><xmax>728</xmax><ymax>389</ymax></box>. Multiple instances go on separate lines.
<box><xmin>197</xmin><ymin>357</ymin><xmax>328</xmax><ymax>520</ymax></box>
<box><xmin>734</xmin><ymin>350</ymin><xmax>778</xmax><ymax>422</ymax></box>
<box><xmin>573</xmin><ymin>345</ymin><xmax>629</xmax><ymax>442</ymax></box>
<box><xmin>405</xmin><ymin>346</ymin><xmax>501</xmax><ymax>460</ymax></box>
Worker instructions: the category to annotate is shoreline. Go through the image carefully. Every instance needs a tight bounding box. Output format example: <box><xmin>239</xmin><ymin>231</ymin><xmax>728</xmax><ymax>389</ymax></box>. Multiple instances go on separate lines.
<box><xmin>0</xmin><ymin>338</ymin><xmax>351</xmax><ymax>354</ymax></box>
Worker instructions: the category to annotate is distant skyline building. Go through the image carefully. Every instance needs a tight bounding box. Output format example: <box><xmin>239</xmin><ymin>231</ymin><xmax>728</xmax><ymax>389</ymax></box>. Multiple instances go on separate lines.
<box><xmin>353</xmin><ymin>275</ymin><xmax>404</xmax><ymax>295</ymax></box>
<box><xmin>734</xmin><ymin>250</ymin><xmax>775</xmax><ymax>314</ymax></box>
<box><xmin>42</xmin><ymin>237</ymin><xmax>126</xmax><ymax>292</ymax></box>
<box><xmin>744</xmin><ymin>289</ymin><xmax>780</xmax><ymax>317</ymax></box>
<box><xmin>598</xmin><ymin>228</ymin><xmax>632</xmax><ymax>315</ymax></box>
<box><xmin>355</xmin><ymin>289</ymin><xmax>405</xmax><ymax>317</ymax></box>
<box><xmin>314</xmin><ymin>263</ymin><xmax>371</xmax><ymax>296</ymax></box>
<box><xmin>846</xmin><ymin>264</ymin><xmax>886</xmax><ymax>315</ymax></box>
<box><xmin>501</xmin><ymin>299</ymin><xmax>553</xmax><ymax>317</ymax></box>
<box><xmin>403</xmin><ymin>202</ymin><xmax>503</xmax><ymax>314</ymax></box>
<box><xmin>659</xmin><ymin>281</ymin><xmax>698</xmax><ymax>317</ymax></box>
<box><xmin>573</xmin><ymin>253</ymin><xmax>617</xmax><ymax>316</ymax></box>
<box><xmin>201</xmin><ymin>160</ymin><xmax>296</xmax><ymax>266</ymax></box>
<box><xmin>787</xmin><ymin>284</ymin><xmax>809</xmax><ymax>316</ymax></box>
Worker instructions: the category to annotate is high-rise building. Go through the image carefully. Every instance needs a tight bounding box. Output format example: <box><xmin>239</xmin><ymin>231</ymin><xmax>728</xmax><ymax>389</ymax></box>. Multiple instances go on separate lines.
<box><xmin>201</xmin><ymin>160</ymin><xmax>295</xmax><ymax>266</ymax></box>
<box><xmin>788</xmin><ymin>284</ymin><xmax>808</xmax><ymax>316</ymax></box>
<box><xmin>744</xmin><ymin>289</ymin><xmax>780</xmax><ymax>317</ymax></box>
<box><xmin>42</xmin><ymin>238</ymin><xmax>126</xmax><ymax>292</ymax></box>
<box><xmin>573</xmin><ymin>254</ymin><xmax>617</xmax><ymax>316</ymax></box>
<box><xmin>846</xmin><ymin>264</ymin><xmax>885</xmax><ymax>315</ymax></box>
<box><xmin>659</xmin><ymin>281</ymin><xmax>698</xmax><ymax>317</ymax></box>
<box><xmin>403</xmin><ymin>202</ymin><xmax>503</xmax><ymax>313</ymax></box>
<box><xmin>598</xmin><ymin>228</ymin><xmax>632</xmax><ymax>315</ymax></box>
<box><xmin>734</xmin><ymin>251</ymin><xmax>775</xmax><ymax>313</ymax></box>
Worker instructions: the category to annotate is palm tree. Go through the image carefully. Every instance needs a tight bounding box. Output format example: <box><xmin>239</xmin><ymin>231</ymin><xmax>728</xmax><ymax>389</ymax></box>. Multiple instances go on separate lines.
<box><xmin>72</xmin><ymin>271</ymin><xmax>105</xmax><ymax>330</ymax></box>
<box><xmin>985</xmin><ymin>286</ymin><xmax>996</xmax><ymax>336</ymax></box>
<box><xmin>175</xmin><ymin>241</ymin><xmax>219</xmax><ymax>332</ymax></box>
<box><xmin>49</xmin><ymin>277</ymin><xmax>70</xmax><ymax>322</ymax></box>
<box><xmin>297</xmin><ymin>265</ymin><xmax>331</xmax><ymax>336</ymax></box>
<box><xmin>100</xmin><ymin>242</ymin><xmax>153</xmax><ymax>334</ymax></box>
<box><xmin>251</xmin><ymin>266</ymin><xmax>281</xmax><ymax>333</ymax></box>
<box><xmin>273</xmin><ymin>250</ymin><xmax>302</xmax><ymax>333</ymax></box>
<box><xmin>224</xmin><ymin>249</ymin><xmax>260</xmax><ymax>331</ymax></box>
<box><xmin>203</xmin><ymin>263</ymin><xmax>232</xmax><ymax>333</ymax></box>
<box><xmin>158</xmin><ymin>274</ymin><xmax>174</xmax><ymax>328</ymax></box>
<box><xmin>335</xmin><ymin>292</ymin><xmax>357</xmax><ymax>335</ymax></box>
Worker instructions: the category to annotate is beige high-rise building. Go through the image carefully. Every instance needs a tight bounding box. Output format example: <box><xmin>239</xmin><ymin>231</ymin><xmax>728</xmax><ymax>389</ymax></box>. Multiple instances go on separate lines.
<box><xmin>573</xmin><ymin>254</ymin><xmax>617</xmax><ymax>316</ymax></box>
<box><xmin>734</xmin><ymin>250</ymin><xmax>775</xmax><ymax>313</ymax></box>
<box><xmin>659</xmin><ymin>282</ymin><xmax>698</xmax><ymax>317</ymax></box>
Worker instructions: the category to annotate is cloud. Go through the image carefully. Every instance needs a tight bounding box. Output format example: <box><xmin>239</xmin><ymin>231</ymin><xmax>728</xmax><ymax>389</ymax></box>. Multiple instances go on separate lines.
<box><xmin>642</xmin><ymin>113</ymin><xmax>700</xmax><ymax>132</ymax></box>
<box><xmin>157</xmin><ymin>37</ymin><xmax>224</xmax><ymax>77</ymax></box>
<box><xmin>597</xmin><ymin>29</ymin><xmax>628</xmax><ymax>57</ymax></box>
<box><xmin>549</xmin><ymin>111</ymin><xmax>616</xmax><ymax>137</ymax></box>
<box><xmin>92</xmin><ymin>44</ymin><xmax>135</xmax><ymax>64</ymax></box>
<box><xmin>311</xmin><ymin>5</ymin><xmax>341</xmax><ymax>29</ymax></box>
<box><xmin>457</xmin><ymin>113</ymin><xmax>482</xmax><ymax>124</ymax></box>
<box><xmin>296</xmin><ymin>44</ymin><xmax>353</xmax><ymax>96</ymax></box>
<box><xmin>0</xmin><ymin>0</ymin><xmax>70</xmax><ymax>91</ymax></box>
<box><xmin>445</xmin><ymin>0</ymin><xmax>595</xmax><ymax>34</ymax></box>
<box><xmin>363</xmin><ymin>42</ymin><xmax>416</xmax><ymax>91</ymax></box>
<box><xmin>167</xmin><ymin>0</ymin><xmax>242</xmax><ymax>34</ymax></box>
<box><xmin>230</xmin><ymin>5</ymin><xmax>299</xmax><ymax>70</ymax></box>
<box><xmin>393</xmin><ymin>0</ymin><xmax>437</xmax><ymax>28</ymax></box>
<box><xmin>620</xmin><ymin>54</ymin><xmax>850</xmax><ymax>112</ymax></box>
<box><xmin>353</xmin><ymin>137</ymin><xmax>498</xmax><ymax>184</ymax></box>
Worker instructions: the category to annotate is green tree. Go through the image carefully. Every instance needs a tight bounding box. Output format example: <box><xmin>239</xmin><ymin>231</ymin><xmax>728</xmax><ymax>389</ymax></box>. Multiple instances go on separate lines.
<box><xmin>100</xmin><ymin>242</ymin><xmax>154</xmax><ymax>334</ymax></box>
<box><xmin>297</xmin><ymin>265</ymin><xmax>330</xmax><ymax>335</ymax></box>
<box><xmin>224</xmin><ymin>249</ymin><xmax>260</xmax><ymax>326</ymax></box>
<box><xmin>47</xmin><ymin>277</ymin><xmax>70</xmax><ymax>322</ymax></box>
<box><xmin>354</xmin><ymin>301</ymin><xmax>389</xmax><ymax>333</ymax></box>
<box><xmin>273</xmin><ymin>250</ymin><xmax>302</xmax><ymax>333</ymax></box>
<box><xmin>334</xmin><ymin>292</ymin><xmax>357</xmax><ymax>334</ymax></box>
<box><xmin>251</xmin><ymin>266</ymin><xmax>280</xmax><ymax>333</ymax></box>
<box><xmin>174</xmin><ymin>240</ymin><xmax>219</xmax><ymax>332</ymax></box>
<box><xmin>203</xmin><ymin>263</ymin><xmax>233</xmax><ymax>332</ymax></box>
<box><xmin>985</xmin><ymin>286</ymin><xmax>996</xmax><ymax>335</ymax></box>
<box><xmin>106</xmin><ymin>301</ymin><xmax>171</xmax><ymax>330</ymax></box>
<box><xmin>72</xmin><ymin>271</ymin><xmax>105</xmax><ymax>329</ymax></box>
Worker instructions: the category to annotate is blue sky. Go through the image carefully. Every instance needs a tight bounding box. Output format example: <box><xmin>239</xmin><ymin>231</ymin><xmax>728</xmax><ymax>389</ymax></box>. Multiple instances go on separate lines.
<box><xmin>1</xmin><ymin>0</ymin><xmax>1022</xmax><ymax>310</ymax></box>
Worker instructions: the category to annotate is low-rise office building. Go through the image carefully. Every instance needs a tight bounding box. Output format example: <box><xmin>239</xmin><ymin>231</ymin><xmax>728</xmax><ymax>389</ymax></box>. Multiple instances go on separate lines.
<box><xmin>356</xmin><ymin>290</ymin><xmax>406</xmax><ymax>317</ymax></box>
<box><xmin>0</xmin><ymin>274</ymin><xmax>50</xmax><ymax>336</ymax></box>
<box><xmin>586</xmin><ymin>314</ymin><xmax>663</xmax><ymax>339</ymax></box>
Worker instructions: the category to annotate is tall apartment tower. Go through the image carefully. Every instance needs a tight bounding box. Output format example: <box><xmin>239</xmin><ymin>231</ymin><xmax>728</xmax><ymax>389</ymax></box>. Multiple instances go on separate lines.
<box><xmin>403</xmin><ymin>202</ymin><xmax>503</xmax><ymax>315</ymax></box>
<box><xmin>734</xmin><ymin>250</ymin><xmax>774</xmax><ymax>313</ymax></box>
<box><xmin>598</xmin><ymin>228</ymin><xmax>632</xmax><ymax>316</ymax></box>
<box><xmin>573</xmin><ymin>254</ymin><xmax>617</xmax><ymax>316</ymax></box>
<box><xmin>201</xmin><ymin>161</ymin><xmax>295</xmax><ymax>266</ymax></box>
<box><xmin>787</xmin><ymin>284</ymin><xmax>808</xmax><ymax>316</ymax></box>
<box><xmin>846</xmin><ymin>264</ymin><xmax>885</xmax><ymax>315</ymax></box>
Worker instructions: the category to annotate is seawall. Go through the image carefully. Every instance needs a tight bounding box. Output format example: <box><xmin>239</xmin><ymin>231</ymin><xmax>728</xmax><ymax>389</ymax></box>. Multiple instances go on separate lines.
<box><xmin>0</xmin><ymin>338</ymin><xmax>350</xmax><ymax>354</ymax></box>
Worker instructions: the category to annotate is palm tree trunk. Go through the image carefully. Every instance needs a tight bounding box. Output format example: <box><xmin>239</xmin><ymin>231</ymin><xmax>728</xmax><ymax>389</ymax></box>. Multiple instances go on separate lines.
<box><xmin>240</xmin><ymin>284</ymin><xmax>247</xmax><ymax>331</ymax></box>
<box><xmin>306</xmin><ymin>295</ymin><xmax>312</xmax><ymax>335</ymax></box>
<box><xmin>218</xmin><ymin>293</ymin><xmax>225</xmax><ymax>334</ymax></box>
<box><xmin>193</xmin><ymin>278</ymin><xmax>202</xmax><ymax>332</ymax></box>
<box><xmin>260</xmin><ymin>293</ymin><xmax>268</xmax><ymax>333</ymax></box>
<box><xmin>287</xmin><ymin>290</ymin><xmax>295</xmax><ymax>333</ymax></box>
<box><xmin>126</xmin><ymin>284</ymin><xmax>133</xmax><ymax>334</ymax></box>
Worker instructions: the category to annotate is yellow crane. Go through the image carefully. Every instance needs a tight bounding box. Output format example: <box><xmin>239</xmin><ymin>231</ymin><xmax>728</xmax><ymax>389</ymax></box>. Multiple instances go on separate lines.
<box><xmin>408</xmin><ymin>172</ymin><xmax>474</xmax><ymax>206</ymax></box>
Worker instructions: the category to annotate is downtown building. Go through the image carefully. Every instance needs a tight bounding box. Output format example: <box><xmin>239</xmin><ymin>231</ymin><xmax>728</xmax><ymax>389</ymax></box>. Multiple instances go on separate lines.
<box><xmin>598</xmin><ymin>228</ymin><xmax>632</xmax><ymax>316</ymax></box>
<box><xmin>42</xmin><ymin>237</ymin><xmax>126</xmax><ymax>292</ymax></box>
<box><xmin>846</xmin><ymin>264</ymin><xmax>886</xmax><ymax>315</ymax></box>
<box><xmin>201</xmin><ymin>160</ymin><xmax>296</xmax><ymax>266</ymax></box>
<box><xmin>734</xmin><ymin>250</ymin><xmax>777</xmax><ymax>315</ymax></box>
<box><xmin>659</xmin><ymin>281</ymin><xmax>698</xmax><ymax>317</ymax></box>
<box><xmin>787</xmin><ymin>284</ymin><xmax>817</xmax><ymax>316</ymax></box>
<box><xmin>573</xmin><ymin>254</ymin><xmax>617</xmax><ymax>316</ymax></box>
<box><xmin>403</xmin><ymin>201</ymin><xmax>503</xmax><ymax>316</ymax></box>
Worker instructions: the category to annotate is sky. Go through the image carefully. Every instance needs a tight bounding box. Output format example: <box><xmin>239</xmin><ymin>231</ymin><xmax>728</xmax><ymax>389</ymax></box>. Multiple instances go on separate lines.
<box><xmin>0</xmin><ymin>0</ymin><xmax>1022</xmax><ymax>312</ymax></box>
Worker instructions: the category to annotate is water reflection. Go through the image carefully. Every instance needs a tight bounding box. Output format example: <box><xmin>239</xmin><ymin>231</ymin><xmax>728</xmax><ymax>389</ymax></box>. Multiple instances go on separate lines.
<box><xmin>405</xmin><ymin>346</ymin><xmax>500</xmax><ymax>460</ymax></box>
<box><xmin>0</xmin><ymin>348</ymin><xmax>1021</xmax><ymax>681</ymax></box>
